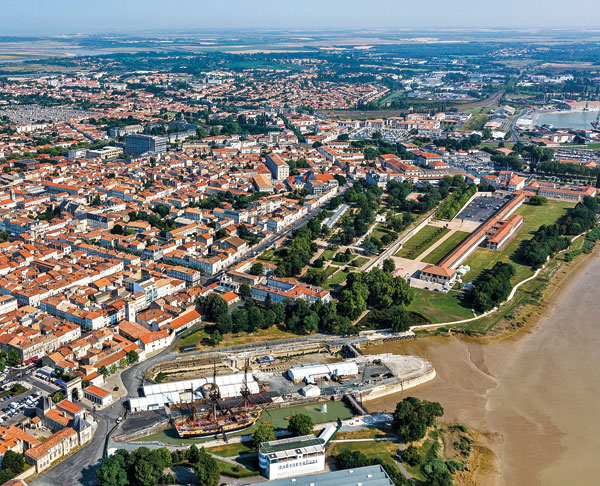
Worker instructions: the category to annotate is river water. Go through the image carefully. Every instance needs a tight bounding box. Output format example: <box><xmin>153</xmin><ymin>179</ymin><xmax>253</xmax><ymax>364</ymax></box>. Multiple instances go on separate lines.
<box><xmin>366</xmin><ymin>250</ymin><xmax>600</xmax><ymax>485</ymax></box>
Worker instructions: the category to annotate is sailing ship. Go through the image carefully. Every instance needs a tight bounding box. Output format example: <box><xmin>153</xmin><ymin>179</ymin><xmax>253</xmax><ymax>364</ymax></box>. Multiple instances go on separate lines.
<box><xmin>174</xmin><ymin>360</ymin><xmax>262</xmax><ymax>438</ymax></box>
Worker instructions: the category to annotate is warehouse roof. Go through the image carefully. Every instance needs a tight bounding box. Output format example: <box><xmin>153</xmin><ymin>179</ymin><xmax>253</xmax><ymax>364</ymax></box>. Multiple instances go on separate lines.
<box><xmin>243</xmin><ymin>465</ymin><xmax>394</xmax><ymax>486</ymax></box>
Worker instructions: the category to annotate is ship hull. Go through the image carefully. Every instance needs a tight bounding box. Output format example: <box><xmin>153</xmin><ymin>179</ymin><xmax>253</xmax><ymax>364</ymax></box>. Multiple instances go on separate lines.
<box><xmin>175</xmin><ymin>413</ymin><xmax>260</xmax><ymax>438</ymax></box>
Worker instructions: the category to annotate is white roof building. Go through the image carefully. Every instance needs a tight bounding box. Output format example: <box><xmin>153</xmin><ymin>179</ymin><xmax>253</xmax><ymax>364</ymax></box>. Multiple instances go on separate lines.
<box><xmin>287</xmin><ymin>361</ymin><xmax>359</xmax><ymax>382</ymax></box>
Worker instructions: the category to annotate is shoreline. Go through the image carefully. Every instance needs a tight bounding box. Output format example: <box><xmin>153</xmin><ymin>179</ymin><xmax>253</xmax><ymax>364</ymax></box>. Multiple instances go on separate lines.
<box><xmin>362</xmin><ymin>242</ymin><xmax>600</xmax><ymax>486</ymax></box>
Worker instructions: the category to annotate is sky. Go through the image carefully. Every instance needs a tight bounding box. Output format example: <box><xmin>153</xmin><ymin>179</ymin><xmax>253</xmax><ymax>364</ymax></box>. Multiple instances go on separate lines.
<box><xmin>1</xmin><ymin>0</ymin><xmax>599</xmax><ymax>34</ymax></box>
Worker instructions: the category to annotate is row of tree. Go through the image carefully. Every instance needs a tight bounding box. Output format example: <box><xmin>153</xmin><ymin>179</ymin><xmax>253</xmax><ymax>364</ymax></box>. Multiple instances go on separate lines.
<box><xmin>435</xmin><ymin>182</ymin><xmax>477</xmax><ymax>220</ymax></box>
<box><xmin>471</xmin><ymin>262</ymin><xmax>515</xmax><ymax>312</ymax></box>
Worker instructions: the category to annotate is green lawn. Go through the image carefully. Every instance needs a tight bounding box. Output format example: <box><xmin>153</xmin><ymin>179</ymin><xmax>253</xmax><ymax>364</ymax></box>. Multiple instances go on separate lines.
<box><xmin>325</xmin><ymin>270</ymin><xmax>349</xmax><ymax>289</ymax></box>
<box><xmin>370</xmin><ymin>224</ymin><xmax>394</xmax><ymax>241</ymax></box>
<box><xmin>352</xmin><ymin>256</ymin><xmax>370</xmax><ymax>267</ymax></box>
<box><xmin>176</xmin><ymin>327</ymin><xmax>210</xmax><ymax>350</ymax></box>
<box><xmin>422</xmin><ymin>231</ymin><xmax>470</xmax><ymax>265</ymax></box>
<box><xmin>463</xmin><ymin>200</ymin><xmax>575</xmax><ymax>284</ymax></box>
<box><xmin>208</xmin><ymin>442</ymin><xmax>255</xmax><ymax>457</ymax></box>
<box><xmin>321</xmin><ymin>249</ymin><xmax>335</xmax><ymax>261</ymax></box>
<box><xmin>407</xmin><ymin>288</ymin><xmax>474</xmax><ymax>324</ymax></box>
<box><xmin>323</xmin><ymin>265</ymin><xmax>338</xmax><ymax>277</ymax></box>
<box><xmin>215</xmin><ymin>458</ymin><xmax>259</xmax><ymax>478</ymax></box>
<box><xmin>396</xmin><ymin>225</ymin><xmax>450</xmax><ymax>259</ymax></box>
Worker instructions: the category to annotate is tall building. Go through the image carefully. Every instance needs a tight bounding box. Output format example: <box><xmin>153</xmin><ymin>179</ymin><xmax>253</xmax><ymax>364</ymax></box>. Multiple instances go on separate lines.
<box><xmin>266</xmin><ymin>153</ymin><xmax>290</xmax><ymax>182</ymax></box>
<box><xmin>124</xmin><ymin>134</ymin><xmax>167</xmax><ymax>155</ymax></box>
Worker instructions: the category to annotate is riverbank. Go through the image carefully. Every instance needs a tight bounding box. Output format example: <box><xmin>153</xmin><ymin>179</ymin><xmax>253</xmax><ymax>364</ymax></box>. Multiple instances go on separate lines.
<box><xmin>363</xmin><ymin>242</ymin><xmax>600</xmax><ymax>486</ymax></box>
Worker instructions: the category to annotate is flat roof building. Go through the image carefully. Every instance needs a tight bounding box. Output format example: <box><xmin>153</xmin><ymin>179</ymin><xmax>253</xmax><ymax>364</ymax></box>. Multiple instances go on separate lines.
<box><xmin>124</xmin><ymin>134</ymin><xmax>167</xmax><ymax>155</ymax></box>
<box><xmin>247</xmin><ymin>465</ymin><xmax>394</xmax><ymax>486</ymax></box>
<box><xmin>259</xmin><ymin>434</ymin><xmax>326</xmax><ymax>479</ymax></box>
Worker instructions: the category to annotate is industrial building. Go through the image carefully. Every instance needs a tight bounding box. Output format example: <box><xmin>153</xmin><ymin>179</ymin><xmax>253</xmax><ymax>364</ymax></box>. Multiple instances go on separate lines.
<box><xmin>128</xmin><ymin>372</ymin><xmax>260</xmax><ymax>412</ymax></box>
<box><xmin>287</xmin><ymin>361</ymin><xmax>359</xmax><ymax>383</ymax></box>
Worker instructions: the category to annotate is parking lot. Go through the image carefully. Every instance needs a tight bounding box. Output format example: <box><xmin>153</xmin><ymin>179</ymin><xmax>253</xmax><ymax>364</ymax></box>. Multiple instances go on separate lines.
<box><xmin>456</xmin><ymin>195</ymin><xmax>511</xmax><ymax>223</ymax></box>
<box><xmin>0</xmin><ymin>364</ymin><xmax>52</xmax><ymax>426</ymax></box>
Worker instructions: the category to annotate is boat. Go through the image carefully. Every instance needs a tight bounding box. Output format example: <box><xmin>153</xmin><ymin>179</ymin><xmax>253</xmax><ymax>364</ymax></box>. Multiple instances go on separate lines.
<box><xmin>173</xmin><ymin>359</ymin><xmax>263</xmax><ymax>438</ymax></box>
<box><xmin>592</xmin><ymin>113</ymin><xmax>600</xmax><ymax>130</ymax></box>
<box><xmin>175</xmin><ymin>410</ymin><xmax>260</xmax><ymax>438</ymax></box>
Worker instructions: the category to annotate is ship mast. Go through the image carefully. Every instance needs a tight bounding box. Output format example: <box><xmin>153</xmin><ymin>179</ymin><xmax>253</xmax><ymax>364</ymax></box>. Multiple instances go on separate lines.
<box><xmin>209</xmin><ymin>360</ymin><xmax>220</xmax><ymax>421</ymax></box>
<box><xmin>240</xmin><ymin>357</ymin><xmax>251</xmax><ymax>410</ymax></box>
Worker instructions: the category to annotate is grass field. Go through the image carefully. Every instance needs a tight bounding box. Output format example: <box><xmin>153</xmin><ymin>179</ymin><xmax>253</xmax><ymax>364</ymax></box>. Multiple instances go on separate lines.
<box><xmin>370</xmin><ymin>224</ymin><xmax>394</xmax><ymax>241</ymax></box>
<box><xmin>325</xmin><ymin>270</ymin><xmax>348</xmax><ymax>289</ymax></box>
<box><xmin>335</xmin><ymin>427</ymin><xmax>392</xmax><ymax>440</ymax></box>
<box><xmin>208</xmin><ymin>442</ymin><xmax>255</xmax><ymax>457</ymax></box>
<box><xmin>352</xmin><ymin>256</ymin><xmax>370</xmax><ymax>267</ymax></box>
<box><xmin>407</xmin><ymin>289</ymin><xmax>473</xmax><ymax>324</ymax></box>
<box><xmin>330</xmin><ymin>440</ymin><xmax>400</xmax><ymax>475</ymax></box>
<box><xmin>215</xmin><ymin>458</ymin><xmax>259</xmax><ymax>478</ymax></box>
<box><xmin>323</xmin><ymin>265</ymin><xmax>338</xmax><ymax>277</ymax></box>
<box><xmin>396</xmin><ymin>225</ymin><xmax>450</xmax><ymax>259</ymax></box>
<box><xmin>463</xmin><ymin>200</ymin><xmax>575</xmax><ymax>284</ymax></box>
<box><xmin>176</xmin><ymin>325</ymin><xmax>299</xmax><ymax>352</ymax></box>
<box><xmin>422</xmin><ymin>231</ymin><xmax>470</xmax><ymax>265</ymax></box>
<box><xmin>321</xmin><ymin>249</ymin><xmax>335</xmax><ymax>261</ymax></box>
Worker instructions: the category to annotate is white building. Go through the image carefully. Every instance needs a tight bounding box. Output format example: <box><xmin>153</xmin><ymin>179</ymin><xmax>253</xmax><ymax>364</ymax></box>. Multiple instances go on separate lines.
<box><xmin>259</xmin><ymin>435</ymin><xmax>326</xmax><ymax>480</ymax></box>
<box><xmin>287</xmin><ymin>361</ymin><xmax>359</xmax><ymax>383</ymax></box>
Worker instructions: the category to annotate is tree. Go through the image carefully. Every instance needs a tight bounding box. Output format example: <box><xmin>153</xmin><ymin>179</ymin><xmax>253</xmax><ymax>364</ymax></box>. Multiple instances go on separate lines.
<box><xmin>0</xmin><ymin>357</ymin><xmax>5</xmax><ymax>372</ymax></box>
<box><xmin>402</xmin><ymin>445</ymin><xmax>420</xmax><ymax>467</ymax></box>
<box><xmin>110</xmin><ymin>364</ymin><xmax>118</xmax><ymax>374</ymax></box>
<box><xmin>187</xmin><ymin>444</ymin><xmax>200</xmax><ymax>463</ymax></box>
<box><xmin>252</xmin><ymin>423</ymin><xmax>275</xmax><ymax>449</ymax></box>
<box><xmin>204</xmin><ymin>293</ymin><xmax>229</xmax><ymax>321</ymax></box>
<box><xmin>393</xmin><ymin>397</ymin><xmax>444</xmax><ymax>443</ymax></box>
<box><xmin>215</xmin><ymin>313</ymin><xmax>233</xmax><ymax>334</ymax></box>
<box><xmin>119</xmin><ymin>358</ymin><xmax>127</xmax><ymax>368</ymax></box>
<box><xmin>96</xmin><ymin>453</ymin><xmax>129</xmax><ymax>486</ymax></box>
<box><xmin>194</xmin><ymin>448</ymin><xmax>220</xmax><ymax>486</ymax></box>
<box><xmin>239</xmin><ymin>283</ymin><xmax>251</xmax><ymax>298</ymax></box>
<box><xmin>51</xmin><ymin>391</ymin><xmax>64</xmax><ymax>403</ymax></box>
<box><xmin>529</xmin><ymin>195</ymin><xmax>548</xmax><ymax>206</ymax></box>
<box><xmin>99</xmin><ymin>366</ymin><xmax>109</xmax><ymax>377</ymax></box>
<box><xmin>287</xmin><ymin>413</ymin><xmax>314</xmax><ymax>436</ymax></box>
<box><xmin>7</xmin><ymin>349</ymin><xmax>19</xmax><ymax>367</ymax></box>
<box><xmin>127</xmin><ymin>350</ymin><xmax>139</xmax><ymax>364</ymax></box>
<box><xmin>210</xmin><ymin>330</ymin><xmax>223</xmax><ymax>346</ymax></box>
<box><xmin>1</xmin><ymin>450</ymin><xmax>24</xmax><ymax>475</ymax></box>
<box><xmin>382</xmin><ymin>259</ymin><xmax>396</xmax><ymax>274</ymax></box>
<box><xmin>111</xmin><ymin>224</ymin><xmax>124</xmax><ymax>235</ymax></box>
<box><xmin>250</xmin><ymin>262</ymin><xmax>264</xmax><ymax>275</ymax></box>
<box><xmin>390</xmin><ymin>307</ymin><xmax>412</xmax><ymax>332</ymax></box>
<box><xmin>132</xmin><ymin>458</ymin><xmax>161</xmax><ymax>486</ymax></box>
<box><xmin>425</xmin><ymin>469</ymin><xmax>454</xmax><ymax>486</ymax></box>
